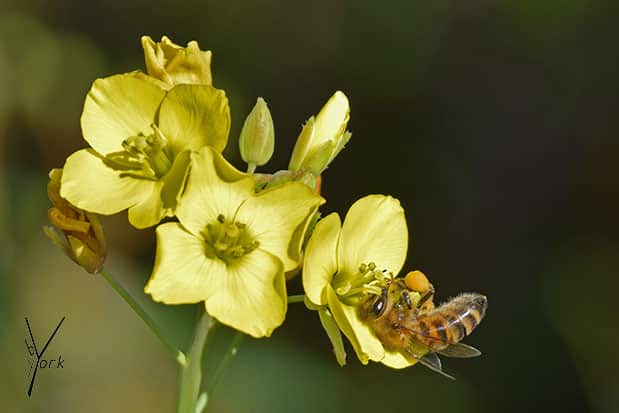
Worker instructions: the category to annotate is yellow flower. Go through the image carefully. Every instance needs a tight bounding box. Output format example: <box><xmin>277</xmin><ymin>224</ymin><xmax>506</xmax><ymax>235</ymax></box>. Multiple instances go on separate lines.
<box><xmin>302</xmin><ymin>195</ymin><xmax>415</xmax><ymax>368</ymax></box>
<box><xmin>60</xmin><ymin>73</ymin><xmax>230</xmax><ymax>228</ymax></box>
<box><xmin>44</xmin><ymin>168</ymin><xmax>106</xmax><ymax>273</ymax></box>
<box><xmin>144</xmin><ymin>147</ymin><xmax>324</xmax><ymax>337</ymax></box>
<box><xmin>288</xmin><ymin>91</ymin><xmax>351</xmax><ymax>175</ymax></box>
<box><xmin>141</xmin><ymin>35</ymin><xmax>213</xmax><ymax>89</ymax></box>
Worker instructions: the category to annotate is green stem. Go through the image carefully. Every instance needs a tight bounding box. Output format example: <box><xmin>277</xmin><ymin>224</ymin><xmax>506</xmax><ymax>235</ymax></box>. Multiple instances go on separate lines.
<box><xmin>99</xmin><ymin>268</ymin><xmax>186</xmax><ymax>365</ymax></box>
<box><xmin>287</xmin><ymin>294</ymin><xmax>306</xmax><ymax>304</ymax></box>
<box><xmin>177</xmin><ymin>311</ymin><xmax>215</xmax><ymax>413</ymax></box>
<box><xmin>207</xmin><ymin>332</ymin><xmax>244</xmax><ymax>394</ymax></box>
<box><xmin>246</xmin><ymin>163</ymin><xmax>256</xmax><ymax>174</ymax></box>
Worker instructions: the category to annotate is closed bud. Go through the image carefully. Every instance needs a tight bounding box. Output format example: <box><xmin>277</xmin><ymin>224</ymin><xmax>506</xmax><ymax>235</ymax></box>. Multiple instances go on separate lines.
<box><xmin>302</xmin><ymin>140</ymin><xmax>336</xmax><ymax>176</ymax></box>
<box><xmin>239</xmin><ymin>98</ymin><xmax>275</xmax><ymax>170</ymax></box>
<box><xmin>44</xmin><ymin>169</ymin><xmax>106</xmax><ymax>273</ymax></box>
<box><xmin>289</xmin><ymin>91</ymin><xmax>351</xmax><ymax>175</ymax></box>
<box><xmin>141</xmin><ymin>35</ymin><xmax>213</xmax><ymax>89</ymax></box>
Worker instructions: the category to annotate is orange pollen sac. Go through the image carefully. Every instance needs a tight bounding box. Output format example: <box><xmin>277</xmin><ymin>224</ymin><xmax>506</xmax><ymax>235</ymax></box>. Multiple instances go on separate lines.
<box><xmin>404</xmin><ymin>270</ymin><xmax>432</xmax><ymax>293</ymax></box>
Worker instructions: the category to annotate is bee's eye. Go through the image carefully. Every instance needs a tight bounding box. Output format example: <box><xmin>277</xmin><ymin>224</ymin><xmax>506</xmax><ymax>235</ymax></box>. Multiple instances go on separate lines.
<box><xmin>372</xmin><ymin>298</ymin><xmax>385</xmax><ymax>316</ymax></box>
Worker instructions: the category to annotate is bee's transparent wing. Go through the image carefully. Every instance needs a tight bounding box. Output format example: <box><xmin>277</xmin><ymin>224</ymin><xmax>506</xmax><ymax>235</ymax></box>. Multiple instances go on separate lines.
<box><xmin>437</xmin><ymin>342</ymin><xmax>482</xmax><ymax>358</ymax></box>
<box><xmin>407</xmin><ymin>349</ymin><xmax>456</xmax><ymax>380</ymax></box>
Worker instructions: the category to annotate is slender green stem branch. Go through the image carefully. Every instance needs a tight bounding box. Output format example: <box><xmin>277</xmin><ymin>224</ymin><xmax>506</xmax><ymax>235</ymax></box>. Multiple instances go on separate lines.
<box><xmin>99</xmin><ymin>268</ymin><xmax>186</xmax><ymax>365</ymax></box>
<box><xmin>246</xmin><ymin>163</ymin><xmax>256</xmax><ymax>174</ymax></box>
<box><xmin>177</xmin><ymin>311</ymin><xmax>215</xmax><ymax>413</ymax></box>
<box><xmin>195</xmin><ymin>393</ymin><xmax>208</xmax><ymax>413</ymax></box>
<box><xmin>207</xmin><ymin>332</ymin><xmax>244</xmax><ymax>394</ymax></box>
<box><xmin>287</xmin><ymin>294</ymin><xmax>306</xmax><ymax>304</ymax></box>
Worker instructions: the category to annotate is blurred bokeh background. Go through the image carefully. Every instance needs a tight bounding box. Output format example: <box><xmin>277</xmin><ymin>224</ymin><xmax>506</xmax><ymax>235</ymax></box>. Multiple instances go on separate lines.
<box><xmin>1</xmin><ymin>0</ymin><xmax>618</xmax><ymax>412</ymax></box>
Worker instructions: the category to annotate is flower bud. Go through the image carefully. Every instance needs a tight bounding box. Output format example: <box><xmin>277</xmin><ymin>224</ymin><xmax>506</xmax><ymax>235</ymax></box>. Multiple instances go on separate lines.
<box><xmin>301</xmin><ymin>139</ymin><xmax>336</xmax><ymax>176</ymax></box>
<box><xmin>289</xmin><ymin>91</ymin><xmax>351</xmax><ymax>175</ymax></box>
<box><xmin>44</xmin><ymin>169</ymin><xmax>106</xmax><ymax>273</ymax></box>
<box><xmin>239</xmin><ymin>98</ymin><xmax>275</xmax><ymax>169</ymax></box>
<box><xmin>141</xmin><ymin>35</ymin><xmax>213</xmax><ymax>89</ymax></box>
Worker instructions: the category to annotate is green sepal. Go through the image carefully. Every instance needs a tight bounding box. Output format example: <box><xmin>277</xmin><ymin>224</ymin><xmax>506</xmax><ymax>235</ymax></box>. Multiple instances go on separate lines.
<box><xmin>318</xmin><ymin>307</ymin><xmax>347</xmax><ymax>366</ymax></box>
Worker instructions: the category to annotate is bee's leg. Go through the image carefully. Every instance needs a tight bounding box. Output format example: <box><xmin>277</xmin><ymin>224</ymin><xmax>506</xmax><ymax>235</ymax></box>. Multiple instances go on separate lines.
<box><xmin>416</xmin><ymin>287</ymin><xmax>435</xmax><ymax>309</ymax></box>
<box><xmin>402</xmin><ymin>290</ymin><xmax>413</xmax><ymax>309</ymax></box>
<box><xmin>381</xmin><ymin>283</ymin><xmax>390</xmax><ymax>300</ymax></box>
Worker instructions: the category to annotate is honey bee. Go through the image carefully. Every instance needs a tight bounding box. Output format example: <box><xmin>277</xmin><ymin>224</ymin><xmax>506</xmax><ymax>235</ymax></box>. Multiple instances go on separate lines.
<box><xmin>360</xmin><ymin>273</ymin><xmax>487</xmax><ymax>379</ymax></box>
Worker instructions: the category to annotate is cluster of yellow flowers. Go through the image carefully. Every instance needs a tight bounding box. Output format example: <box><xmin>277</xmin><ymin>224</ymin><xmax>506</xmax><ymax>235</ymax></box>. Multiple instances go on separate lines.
<box><xmin>45</xmin><ymin>36</ymin><xmax>418</xmax><ymax>368</ymax></box>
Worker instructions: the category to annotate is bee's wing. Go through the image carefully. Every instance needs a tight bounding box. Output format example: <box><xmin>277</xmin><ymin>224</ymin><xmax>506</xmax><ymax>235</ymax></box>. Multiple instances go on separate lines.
<box><xmin>417</xmin><ymin>353</ymin><xmax>455</xmax><ymax>380</ymax></box>
<box><xmin>406</xmin><ymin>348</ymin><xmax>456</xmax><ymax>380</ymax></box>
<box><xmin>437</xmin><ymin>343</ymin><xmax>482</xmax><ymax>358</ymax></box>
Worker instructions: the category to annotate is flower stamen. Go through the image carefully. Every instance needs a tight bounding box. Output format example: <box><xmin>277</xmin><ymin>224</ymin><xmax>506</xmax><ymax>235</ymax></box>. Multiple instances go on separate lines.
<box><xmin>104</xmin><ymin>124</ymin><xmax>172</xmax><ymax>179</ymax></box>
<box><xmin>333</xmin><ymin>261</ymin><xmax>393</xmax><ymax>305</ymax></box>
<box><xmin>203</xmin><ymin>214</ymin><xmax>259</xmax><ymax>263</ymax></box>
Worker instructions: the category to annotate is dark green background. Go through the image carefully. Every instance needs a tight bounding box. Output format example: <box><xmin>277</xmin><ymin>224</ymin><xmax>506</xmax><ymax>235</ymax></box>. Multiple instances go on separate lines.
<box><xmin>1</xmin><ymin>0</ymin><xmax>618</xmax><ymax>412</ymax></box>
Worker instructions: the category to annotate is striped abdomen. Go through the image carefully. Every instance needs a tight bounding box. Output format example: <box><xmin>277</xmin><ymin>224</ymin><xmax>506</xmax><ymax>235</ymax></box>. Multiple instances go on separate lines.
<box><xmin>408</xmin><ymin>293</ymin><xmax>487</xmax><ymax>351</ymax></box>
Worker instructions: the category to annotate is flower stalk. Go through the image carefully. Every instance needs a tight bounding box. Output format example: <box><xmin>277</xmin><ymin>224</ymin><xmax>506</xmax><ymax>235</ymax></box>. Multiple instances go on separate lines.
<box><xmin>287</xmin><ymin>294</ymin><xmax>306</xmax><ymax>304</ymax></box>
<box><xmin>99</xmin><ymin>268</ymin><xmax>186</xmax><ymax>365</ymax></box>
<box><xmin>206</xmin><ymin>332</ymin><xmax>244</xmax><ymax>395</ymax></box>
<box><xmin>177</xmin><ymin>311</ymin><xmax>215</xmax><ymax>413</ymax></box>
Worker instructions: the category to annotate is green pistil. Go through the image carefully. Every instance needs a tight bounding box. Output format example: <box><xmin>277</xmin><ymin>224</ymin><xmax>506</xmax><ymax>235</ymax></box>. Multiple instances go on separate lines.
<box><xmin>203</xmin><ymin>214</ymin><xmax>259</xmax><ymax>264</ymax></box>
<box><xmin>332</xmin><ymin>261</ymin><xmax>392</xmax><ymax>305</ymax></box>
<box><xmin>104</xmin><ymin>124</ymin><xmax>172</xmax><ymax>179</ymax></box>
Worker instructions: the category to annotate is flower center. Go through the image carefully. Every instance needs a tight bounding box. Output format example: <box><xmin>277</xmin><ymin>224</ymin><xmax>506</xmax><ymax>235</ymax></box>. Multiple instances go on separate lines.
<box><xmin>203</xmin><ymin>214</ymin><xmax>259</xmax><ymax>263</ymax></box>
<box><xmin>332</xmin><ymin>262</ymin><xmax>393</xmax><ymax>306</ymax></box>
<box><xmin>104</xmin><ymin>124</ymin><xmax>172</xmax><ymax>179</ymax></box>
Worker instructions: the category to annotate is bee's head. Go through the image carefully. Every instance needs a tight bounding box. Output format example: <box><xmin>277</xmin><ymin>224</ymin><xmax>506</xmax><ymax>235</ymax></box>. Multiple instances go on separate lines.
<box><xmin>362</xmin><ymin>280</ymin><xmax>401</xmax><ymax>319</ymax></box>
<box><xmin>371</xmin><ymin>293</ymin><xmax>387</xmax><ymax>317</ymax></box>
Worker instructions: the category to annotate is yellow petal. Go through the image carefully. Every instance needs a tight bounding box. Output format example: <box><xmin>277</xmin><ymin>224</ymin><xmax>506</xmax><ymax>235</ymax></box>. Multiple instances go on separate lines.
<box><xmin>165</xmin><ymin>40</ymin><xmax>213</xmax><ymax>86</ymax></box>
<box><xmin>127</xmin><ymin>150</ymin><xmax>191</xmax><ymax>229</ymax></box>
<box><xmin>288</xmin><ymin>117</ymin><xmax>314</xmax><ymax>171</ymax></box>
<box><xmin>141</xmin><ymin>35</ymin><xmax>213</xmax><ymax>87</ymax></box>
<box><xmin>159</xmin><ymin>84</ymin><xmax>230</xmax><ymax>156</ymax></box>
<box><xmin>176</xmin><ymin>147</ymin><xmax>252</xmax><ymax>236</ymax></box>
<box><xmin>60</xmin><ymin>149</ymin><xmax>154</xmax><ymax>215</ymax></box>
<box><xmin>239</xmin><ymin>182</ymin><xmax>325</xmax><ymax>272</ymax></box>
<box><xmin>66</xmin><ymin>235</ymin><xmax>104</xmax><ymax>274</ymax></box>
<box><xmin>141</xmin><ymin>35</ymin><xmax>171</xmax><ymax>86</ymax></box>
<box><xmin>302</xmin><ymin>213</ymin><xmax>341</xmax><ymax>306</ymax></box>
<box><xmin>81</xmin><ymin>74</ymin><xmax>165</xmax><ymax>155</ymax></box>
<box><xmin>144</xmin><ymin>222</ymin><xmax>227</xmax><ymax>303</ymax></box>
<box><xmin>326</xmin><ymin>285</ymin><xmax>384</xmax><ymax>364</ymax></box>
<box><xmin>338</xmin><ymin>195</ymin><xmax>408</xmax><ymax>276</ymax></box>
<box><xmin>381</xmin><ymin>350</ymin><xmax>417</xmax><ymax>369</ymax></box>
<box><xmin>127</xmin><ymin>183</ymin><xmax>165</xmax><ymax>229</ymax></box>
<box><xmin>130</xmin><ymin>70</ymin><xmax>170</xmax><ymax>90</ymax></box>
<box><xmin>205</xmin><ymin>248</ymin><xmax>286</xmax><ymax>338</ymax></box>
<box><xmin>314</xmin><ymin>91</ymin><xmax>349</xmax><ymax>146</ymax></box>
